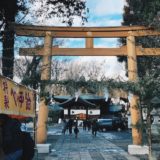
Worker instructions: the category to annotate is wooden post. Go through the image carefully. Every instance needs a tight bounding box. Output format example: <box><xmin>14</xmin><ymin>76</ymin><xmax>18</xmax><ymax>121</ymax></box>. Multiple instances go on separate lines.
<box><xmin>37</xmin><ymin>31</ymin><xmax>52</xmax><ymax>144</ymax></box>
<box><xmin>127</xmin><ymin>34</ymin><xmax>142</xmax><ymax>145</ymax></box>
<box><xmin>41</xmin><ymin>31</ymin><xmax>52</xmax><ymax>80</ymax></box>
<box><xmin>36</xmin><ymin>99</ymin><xmax>49</xmax><ymax>144</ymax></box>
<box><xmin>86</xmin><ymin>38</ymin><xmax>93</xmax><ymax>48</ymax></box>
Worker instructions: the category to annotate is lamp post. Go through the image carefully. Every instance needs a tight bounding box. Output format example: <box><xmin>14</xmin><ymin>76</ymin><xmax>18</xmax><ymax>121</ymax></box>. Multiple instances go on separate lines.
<box><xmin>148</xmin><ymin>96</ymin><xmax>160</xmax><ymax>160</ymax></box>
<box><xmin>150</xmin><ymin>96</ymin><xmax>160</xmax><ymax>106</ymax></box>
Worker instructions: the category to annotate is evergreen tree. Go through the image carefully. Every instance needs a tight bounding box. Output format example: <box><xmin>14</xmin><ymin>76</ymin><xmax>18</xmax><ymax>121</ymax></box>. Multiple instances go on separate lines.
<box><xmin>0</xmin><ymin>0</ymin><xmax>26</xmax><ymax>79</ymax></box>
<box><xmin>119</xmin><ymin>0</ymin><xmax>160</xmax><ymax>78</ymax></box>
<box><xmin>0</xmin><ymin>0</ymin><xmax>88</xmax><ymax>79</ymax></box>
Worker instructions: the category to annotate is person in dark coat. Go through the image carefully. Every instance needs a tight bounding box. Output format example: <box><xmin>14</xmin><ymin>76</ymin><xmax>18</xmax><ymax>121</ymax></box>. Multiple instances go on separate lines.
<box><xmin>68</xmin><ymin>119</ymin><xmax>73</xmax><ymax>135</ymax></box>
<box><xmin>21</xmin><ymin>131</ymin><xmax>35</xmax><ymax>160</ymax></box>
<box><xmin>86</xmin><ymin>120</ymin><xmax>91</xmax><ymax>131</ymax></box>
<box><xmin>0</xmin><ymin>114</ymin><xmax>23</xmax><ymax>160</ymax></box>
<box><xmin>92</xmin><ymin>119</ymin><xmax>98</xmax><ymax>137</ymax></box>
<box><xmin>83</xmin><ymin>120</ymin><xmax>87</xmax><ymax>130</ymax></box>
<box><xmin>74</xmin><ymin>125</ymin><xmax>79</xmax><ymax>138</ymax></box>
<box><xmin>62</xmin><ymin>119</ymin><xmax>68</xmax><ymax>134</ymax></box>
<box><xmin>0</xmin><ymin>121</ymin><xmax>5</xmax><ymax>159</ymax></box>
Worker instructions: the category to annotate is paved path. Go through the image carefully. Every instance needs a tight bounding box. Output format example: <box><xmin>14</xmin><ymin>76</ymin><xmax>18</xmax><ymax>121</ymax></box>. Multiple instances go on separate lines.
<box><xmin>36</xmin><ymin>126</ymin><xmax>149</xmax><ymax>160</ymax></box>
<box><xmin>50</xmin><ymin>131</ymin><xmax>139</xmax><ymax>160</ymax></box>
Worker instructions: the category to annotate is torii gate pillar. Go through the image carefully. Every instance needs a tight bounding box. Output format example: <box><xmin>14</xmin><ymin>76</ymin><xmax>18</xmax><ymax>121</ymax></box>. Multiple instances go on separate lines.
<box><xmin>127</xmin><ymin>33</ymin><xmax>142</xmax><ymax>145</ymax></box>
<box><xmin>37</xmin><ymin>32</ymin><xmax>52</xmax><ymax>144</ymax></box>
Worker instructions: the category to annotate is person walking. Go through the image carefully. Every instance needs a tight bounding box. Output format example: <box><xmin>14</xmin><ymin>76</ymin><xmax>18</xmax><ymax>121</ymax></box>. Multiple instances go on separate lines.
<box><xmin>62</xmin><ymin>119</ymin><xmax>68</xmax><ymax>135</ymax></box>
<box><xmin>68</xmin><ymin>119</ymin><xmax>73</xmax><ymax>135</ymax></box>
<box><xmin>74</xmin><ymin>125</ymin><xmax>79</xmax><ymax>138</ymax></box>
<box><xmin>92</xmin><ymin>119</ymin><xmax>98</xmax><ymax>137</ymax></box>
<box><xmin>87</xmin><ymin>120</ymin><xmax>91</xmax><ymax>131</ymax></box>
<box><xmin>83</xmin><ymin>120</ymin><xmax>87</xmax><ymax>130</ymax></box>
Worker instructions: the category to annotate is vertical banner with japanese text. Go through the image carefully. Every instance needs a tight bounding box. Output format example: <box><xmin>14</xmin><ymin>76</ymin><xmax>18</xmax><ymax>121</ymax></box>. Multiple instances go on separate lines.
<box><xmin>0</xmin><ymin>75</ymin><xmax>36</xmax><ymax>117</ymax></box>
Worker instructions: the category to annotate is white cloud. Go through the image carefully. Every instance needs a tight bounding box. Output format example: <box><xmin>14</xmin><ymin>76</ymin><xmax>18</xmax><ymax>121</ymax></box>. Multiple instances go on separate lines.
<box><xmin>58</xmin><ymin>38</ymin><xmax>85</xmax><ymax>48</ymax></box>
<box><xmin>24</xmin><ymin>0</ymin><xmax>68</xmax><ymax>26</ymax></box>
<box><xmin>85</xmin><ymin>0</ymin><xmax>126</xmax><ymax>27</ymax></box>
<box><xmin>87</xmin><ymin>0</ymin><xmax>126</xmax><ymax>16</ymax></box>
<box><xmin>23</xmin><ymin>0</ymin><xmax>125</xmax><ymax>27</ymax></box>
<box><xmin>85</xmin><ymin>18</ymin><xmax>122</xmax><ymax>27</ymax></box>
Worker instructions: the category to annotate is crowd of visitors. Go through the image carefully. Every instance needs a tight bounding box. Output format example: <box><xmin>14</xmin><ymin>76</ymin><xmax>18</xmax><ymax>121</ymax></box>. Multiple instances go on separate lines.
<box><xmin>62</xmin><ymin>118</ymin><xmax>98</xmax><ymax>138</ymax></box>
<box><xmin>82</xmin><ymin>119</ymin><xmax>92</xmax><ymax>131</ymax></box>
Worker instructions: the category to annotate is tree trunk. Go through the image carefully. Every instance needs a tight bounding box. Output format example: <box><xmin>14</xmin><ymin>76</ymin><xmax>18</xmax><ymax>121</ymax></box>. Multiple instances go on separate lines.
<box><xmin>2</xmin><ymin>23</ymin><xmax>15</xmax><ymax>79</ymax></box>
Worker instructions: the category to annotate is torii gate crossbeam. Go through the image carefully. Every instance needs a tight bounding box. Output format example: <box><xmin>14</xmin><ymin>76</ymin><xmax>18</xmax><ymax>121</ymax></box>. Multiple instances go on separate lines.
<box><xmin>13</xmin><ymin>24</ymin><xmax>160</xmax><ymax>37</ymax></box>
<box><xmin>19</xmin><ymin>46</ymin><xmax>160</xmax><ymax>56</ymax></box>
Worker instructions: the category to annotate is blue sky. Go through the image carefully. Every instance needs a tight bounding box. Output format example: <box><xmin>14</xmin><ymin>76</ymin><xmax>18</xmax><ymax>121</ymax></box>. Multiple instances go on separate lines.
<box><xmin>20</xmin><ymin>0</ymin><xmax>127</xmax><ymax>80</ymax></box>
<box><xmin>1</xmin><ymin>0</ymin><xmax>128</xmax><ymax>81</ymax></box>
<box><xmin>26</xmin><ymin>0</ymin><xmax>126</xmax><ymax>27</ymax></box>
<box><xmin>56</xmin><ymin>0</ymin><xmax>126</xmax><ymax>49</ymax></box>
<box><xmin>16</xmin><ymin>0</ymin><xmax>126</xmax><ymax>49</ymax></box>
<box><xmin>54</xmin><ymin>0</ymin><xmax>127</xmax><ymax>80</ymax></box>
<box><xmin>86</xmin><ymin>0</ymin><xmax>125</xmax><ymax>27</ymax></box>
<box><xmin>14</xmin><ymin>0</ymin><xmax>126</xmax><ymax>51</ymax></box>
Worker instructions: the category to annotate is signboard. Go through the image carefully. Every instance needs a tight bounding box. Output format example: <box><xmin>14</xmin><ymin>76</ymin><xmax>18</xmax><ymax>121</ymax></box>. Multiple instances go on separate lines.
<box><xmin>0</xmin><ymin>75</ymin><xmax>36</xmax><ymax>117</ymax></box>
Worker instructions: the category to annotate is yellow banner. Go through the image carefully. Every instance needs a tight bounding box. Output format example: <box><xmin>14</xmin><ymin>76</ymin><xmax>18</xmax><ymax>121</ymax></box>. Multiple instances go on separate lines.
<box><xmin>0</xmin><ymin>75</ymin><xmax>36</xmax><ymax>117</ymax></box>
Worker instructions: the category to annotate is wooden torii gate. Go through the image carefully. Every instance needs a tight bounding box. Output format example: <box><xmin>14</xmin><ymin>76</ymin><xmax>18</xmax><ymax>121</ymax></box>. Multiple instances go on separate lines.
<box><xmin>13</xmin><ymin>24</ymin><xmax>160</xmax><ymax>144</ymax></box>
